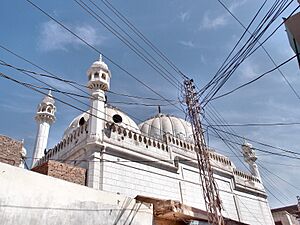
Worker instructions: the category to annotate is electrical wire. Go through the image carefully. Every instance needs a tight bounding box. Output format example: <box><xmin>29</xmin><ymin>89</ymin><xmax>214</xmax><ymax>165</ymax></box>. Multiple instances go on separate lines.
<box><xmin>209</xmin><ymin>54</ymin><xmax>298</xmax><ymax>102</ymax></box>
<box><xmin>73</xmin><ymin>0</ymin><xmax>181</xmax><ymax>89</ymax></box>
<box><xmin>205</xmin><ymin>125</ymin><xmax>300</xmax><ymax>157</ymax></box>
<box><xmin>82</xmin><ymin>0</ymin><xmax>183</xmax><ymax>85</ymax></box>
<box><xmin>201</xmin><ymin>1</ymin><xmax>295</xmax><ymax>106</ymax></box>
<box><xmin>24</xmin><ymin>0</ymin><xmax>184</xmax><ymax>114</ymax></box>
<box><xmin>98</xmin><ymin>0</ymin><xmax>188</xmax><ymax>79</ymax></box>
<box><xmin>216</xmin><ymin>0</ymin><xmax>300</xmax><ymax>102</ymax></box>
<box><xmin>0</xmin><ymin>68</ymin><xmax>185</xmax><ymax>145</ymax></box>
<box><xmin>0</xmin><ymin>48</ymin><xmax>178</xmax><ymax>103</ymax></box>
<box><xmin>0</xmin><ymin>46</ymin><xmax>186</xmax><ymax>142</ymax></box>
<box><xmin>258</xmin><ymin>162</ymin><xmax>300</xmax><ymax>191</ymax></box>
<box><xmin>208</xmin><ymin>121</ymin><xmax>300</xmax><ymax>127</ymax></box>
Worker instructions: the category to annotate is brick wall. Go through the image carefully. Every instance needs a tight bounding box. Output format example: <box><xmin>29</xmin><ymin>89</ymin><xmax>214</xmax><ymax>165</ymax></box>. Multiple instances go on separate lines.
<box><xmin>32</xmin><ymin>160</ymin><xmax>86</xmax><ymax>185</ymax></box>
<box><xmin>0</xmin><ymin>135</ymin><xmax>22</xmax><ymax>166</ymax></box>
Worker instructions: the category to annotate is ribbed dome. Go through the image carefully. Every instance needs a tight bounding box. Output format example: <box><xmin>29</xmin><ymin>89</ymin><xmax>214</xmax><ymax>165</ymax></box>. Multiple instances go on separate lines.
<box><xmin>89</xmin><ymin>55</ymin><xmax>108</xmax><ymax>71</ymax></box>
<box><xmin>63</xmin><ymin>105</ymin><xmax>140</xmax><ymax>138</ymax></box>
<box><xmin>42</xmin><ymin>91</ymin><xmax>55</xmax><ymax>105</ymax></box>
<box><xmin>138</xmin><ymin>114</ymin><xmax>193</xmax><ymax>142</ymax></box>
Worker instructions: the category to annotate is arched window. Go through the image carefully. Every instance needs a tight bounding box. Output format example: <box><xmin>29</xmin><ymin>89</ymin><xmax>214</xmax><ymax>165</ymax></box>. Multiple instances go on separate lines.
<box><xmin>79</xmin><ymin>117</ymin><xmax>85</xmax><ymax>126</ymax></box>
<box><xmin>94</xmin><ymin>72</ymin><xmax>99</xmax><ymax>79</ymax></box>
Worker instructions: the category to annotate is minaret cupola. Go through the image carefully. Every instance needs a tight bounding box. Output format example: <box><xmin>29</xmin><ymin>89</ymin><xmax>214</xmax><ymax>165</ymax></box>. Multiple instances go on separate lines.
<box><xmin>87</xmin><ymin>54</ymin><xmax>111</xmax><ymax>91</ymax></box>
<box><xmin>242</xmin><ymin>141</ymin><xmax>261</xmax><ymax>181</ymax></box>
<box><xmin>35</xmin><ymin>90</ymin><xmax>56</xmax><ymax>124</ymax></box>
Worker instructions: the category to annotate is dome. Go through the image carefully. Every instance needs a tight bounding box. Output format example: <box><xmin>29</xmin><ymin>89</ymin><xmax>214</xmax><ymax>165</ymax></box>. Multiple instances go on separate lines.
<box><xmin>89</xmin><ymin>55</ymin><xmax>108</xmax><ymax>71</ymax></box>
<box><xmin>42</xmin><ymin>90</ymin><xmax>55</xmax><ymax>105</ymax></box>
<box><xmin>63</xmin><ymin>105</ymin><xmax>140</xmax><ymax>138</ymax></box>
<box><xmin>138</xmin><ymin>114</ymin><xmax>194</xmax><ymax>142</ymax></box>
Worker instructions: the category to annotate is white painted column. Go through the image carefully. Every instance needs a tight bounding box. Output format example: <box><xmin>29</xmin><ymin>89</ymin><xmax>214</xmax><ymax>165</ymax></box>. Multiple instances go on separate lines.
<box><xmin>32</xmin><ymin>121</ymin><xmax>50</xmax><ymax>167</ymax></box>
<box><xmin>88</xmin><ymin>90</ymin><xmax>105</xmax><ymax>143</ymax></box>
<box><xmin>251</xmin><ymin>162</ymin><xmax>262</xmax><ymax>182</ymax></box>
<box><xmin>87</xmin><ymin>152</ymin><xmax>101</xmax><ymax>189</ymax></box>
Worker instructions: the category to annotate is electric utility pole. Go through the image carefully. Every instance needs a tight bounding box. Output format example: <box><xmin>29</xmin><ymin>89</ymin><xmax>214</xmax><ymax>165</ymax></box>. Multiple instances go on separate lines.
<box><xmin>184</xmin><ymin>79</ymin><xmax>225</xmax><ymax>225</ymax></box>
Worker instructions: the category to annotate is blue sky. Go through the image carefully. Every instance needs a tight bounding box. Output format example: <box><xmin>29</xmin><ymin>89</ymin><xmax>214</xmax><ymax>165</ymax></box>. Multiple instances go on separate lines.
<box><xmin>1</xmin><ymin>0</ymin><xmax>300</xmax><ymax>208</ymax></box>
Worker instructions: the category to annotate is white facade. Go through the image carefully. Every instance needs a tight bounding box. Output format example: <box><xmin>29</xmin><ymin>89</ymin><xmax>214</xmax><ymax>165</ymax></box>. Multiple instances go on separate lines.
<box><xmin>33</xmin><ymin>57</ymin><xmax>275</xmax><ymax>225</ymax></box>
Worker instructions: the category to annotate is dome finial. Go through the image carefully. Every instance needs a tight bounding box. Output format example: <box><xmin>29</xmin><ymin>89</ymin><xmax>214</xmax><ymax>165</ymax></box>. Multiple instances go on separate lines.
<box><xmin>99</xmin><ymin>54</ymin><xmax>103</xmax><ymax>62</ymax></box>
<box><xmin>48</xmin><ymin>89</ymin><xmax>52</xmax><ymax>96</ymax></box>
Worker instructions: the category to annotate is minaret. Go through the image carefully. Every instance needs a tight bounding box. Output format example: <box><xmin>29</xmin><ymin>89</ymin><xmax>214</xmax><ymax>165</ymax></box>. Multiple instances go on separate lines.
<box><xmin>242</xmin><ymin>141</ymin><xmax>261</xmax><ymax>181</ymax></box>
<box><xmin>31</xmin><ymin>91</ymin><xmax>56</xmax><ymax>168</ymax></box>
<box><xmin>87</xmin><ymin>55</ymin><xmax>111</xmax><ymax>143</ymax></box>
<box><xmin>19</xmin><ymin>139</ymin><xmax>27</xmax><ymax>169</ymax></box>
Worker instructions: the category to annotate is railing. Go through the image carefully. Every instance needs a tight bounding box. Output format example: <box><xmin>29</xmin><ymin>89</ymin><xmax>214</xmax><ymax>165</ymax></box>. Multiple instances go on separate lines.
<box><xmin>107</xmin><ymin>122</ymin><xmax>169</xmax><ymax>152</ymax></box>
<box><xmin>233</xmin><ymin>168</ymin><xmax>260</xmax><ymax>183</ymax></box>
<box><xmin>208</xmin><ymin>151</ymin><xmax>232</xmax><ymax>166</ymax></box>
<box><xmin>165</xmin><ymin>134</ymin><xmax>195</xmax><ymax>152</ymax></box>
<box><xmin>36</xmin><ymin>123</ymin><xmax>89</xmax><ymax>166</ymax></box>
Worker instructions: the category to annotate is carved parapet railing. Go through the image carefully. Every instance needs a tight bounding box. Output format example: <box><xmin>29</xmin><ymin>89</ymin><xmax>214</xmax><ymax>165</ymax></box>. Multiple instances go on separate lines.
<box><xmin>36</xmin><ymin>123</ymin><xmax>89</xmax><ymax>166</ymax></box>
<box><xmin>208</xmin><ymin>151</ymin><xmax>232</xmax><ymax>167</ymax></box>
<box><xmin>106</xmin><ymin>122</ymin><xmax>169</xmax><ymax>153</ymax></box>
<box><xmin>165</xmin><ymin>134</ymin><xmax>195</xmax><ymax>152</ymax></box>
<box><xmin>233</xmin><ymin>168</ymin><xmax>260</xmax><ymax>183</ymax></box>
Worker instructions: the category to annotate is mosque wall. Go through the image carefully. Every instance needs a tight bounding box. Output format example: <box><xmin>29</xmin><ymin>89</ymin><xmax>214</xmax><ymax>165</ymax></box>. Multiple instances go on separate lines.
<box><xmin>234</xmin><ymin>192</ymin><xmax>274</xmax><ymax>225</ymax></box>
<box><xmin>100</xmin><ymin>152</ymin><xmax>274</xmax><ymax>225</ymax></box>
<box><xmin>101</xmin><ymin>153</ymin><xmax>182</xmax><ymax>201</ymax></box>
<box><xmin>0</xmin><ymin>162</ymin><xmax>153</xmax><ymax>225</ymax></box>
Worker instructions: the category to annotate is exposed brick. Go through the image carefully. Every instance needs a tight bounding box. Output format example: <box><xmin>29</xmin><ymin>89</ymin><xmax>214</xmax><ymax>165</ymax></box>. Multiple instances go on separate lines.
<box><xmin>0</xmin><ymin>135</ymin><xmax>22</xmax><ymax>166</ymax></box>
<box><xmin>32</xmin><ymin>160</ymin><xmax>86</xmax><ymax>185</ymax></box>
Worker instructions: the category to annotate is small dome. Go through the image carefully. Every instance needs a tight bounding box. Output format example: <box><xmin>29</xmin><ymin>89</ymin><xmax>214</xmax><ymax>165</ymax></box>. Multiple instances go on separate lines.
<box><xmin>63</xmin><ymin>105</ymin><xmax>140</xmax><ymax>138</ymax></box>
<box><xmin>42</xmin><ymin>90</ymin><xmax>55</xmax><ymax>105</ymax></box>
<box><xmin>89</xmin><ymin>54</ymin><xmax>108</xmax><ymax>71</ymax></box>
<box><xmin>138</xmin><ymin>114</ymin><xmax>194</xmax><ymax>142</ymax></box>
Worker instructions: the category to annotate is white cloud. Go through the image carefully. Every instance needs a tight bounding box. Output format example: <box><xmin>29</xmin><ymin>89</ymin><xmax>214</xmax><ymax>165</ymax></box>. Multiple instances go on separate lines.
<box><xmin>178</xmin><ymin>40</ymin><xmax>195</xmax><ymax>48</ymax></box>
<box><xmin>199</xmin><ymin>0</ymin><xmax>247</xmax><ymax>30</ymax></box>
<box><xmin>38</xmin><ymin>21</ymin><xmax>105</xmax><ymax>52</ymax></box>
<box><xmin>200</xmin><ymin>13</ymin><xmax>227</xmax><ymax>30</ymax></box>
<box><xmin>238</xmin><ymin>59</ymin><xmax>260</xmax><ymax>80</ymax></box>
<box><xmin>179</xmin><ymin>11</ymin><xmax>190</xmax><ymax>22</ymax></box>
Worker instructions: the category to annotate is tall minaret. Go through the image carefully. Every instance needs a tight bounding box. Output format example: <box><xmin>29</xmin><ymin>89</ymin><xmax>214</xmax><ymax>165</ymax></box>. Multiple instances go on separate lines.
<box><xmin>31</xmin><ymin>91</ymin><xmax>56</xmax><ymax>168</ymax></box>
<box><xmin>87</xmin><ymin>55</ymin><xmax>111</xmax><ymax>143</ymax></box>
<box><xmin>242</xmin><ymin>141</ymin><xmax>262</xmax><ymax>181</ymax></box>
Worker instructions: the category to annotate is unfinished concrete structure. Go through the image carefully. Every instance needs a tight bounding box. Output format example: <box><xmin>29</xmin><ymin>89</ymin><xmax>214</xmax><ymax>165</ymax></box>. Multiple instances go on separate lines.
<box><xmin>31</xmin><ymin>57</ymin><xmax>275</xmax><ymax>224</ymax></box>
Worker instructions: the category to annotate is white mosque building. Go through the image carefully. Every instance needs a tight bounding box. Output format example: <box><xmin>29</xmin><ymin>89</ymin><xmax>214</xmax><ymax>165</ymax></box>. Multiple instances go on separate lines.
<box><xmin>30</xmin><ymin>56</ymin><xmax>275</xmax><ymax>225</ymax></box>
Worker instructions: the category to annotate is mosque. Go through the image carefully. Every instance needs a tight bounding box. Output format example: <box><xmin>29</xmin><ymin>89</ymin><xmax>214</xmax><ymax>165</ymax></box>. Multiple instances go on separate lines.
<box><xmin>30</xmin><ymin>56</ymin><xmax>275</xmax><ymax>224</ymax></box>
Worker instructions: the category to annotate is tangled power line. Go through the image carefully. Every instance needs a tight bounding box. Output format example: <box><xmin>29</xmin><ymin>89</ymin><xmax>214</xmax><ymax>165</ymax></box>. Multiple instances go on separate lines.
<box><xmin>1</xmin><ymin>0</ymin><xmax>300</xmax><ymax>217</ymax></box>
